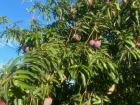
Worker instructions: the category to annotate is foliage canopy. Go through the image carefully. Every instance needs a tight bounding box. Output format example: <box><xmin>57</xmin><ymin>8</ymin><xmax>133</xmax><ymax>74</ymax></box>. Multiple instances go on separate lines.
<box><xmin>0</xmin><ymin>0</ymin><xmax>140</xmax><ymax>105</ymax></box>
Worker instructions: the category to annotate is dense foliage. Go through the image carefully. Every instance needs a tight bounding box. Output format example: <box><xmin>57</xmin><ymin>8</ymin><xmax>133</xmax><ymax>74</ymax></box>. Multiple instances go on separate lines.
<box><xmin>0</xmin><ymin>0</ymin><xmax>140</xmax><ymax>104</ymax></box>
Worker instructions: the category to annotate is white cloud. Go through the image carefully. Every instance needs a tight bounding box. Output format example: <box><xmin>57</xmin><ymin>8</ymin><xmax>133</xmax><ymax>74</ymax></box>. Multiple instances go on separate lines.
<box><xmin>0</xmin><ymin>38</ymin><xmax>4</xmax><ymax>47</ymax></box>
<box><xmin>0</xmin><ymin>43</ymin><xmax>5</xmax><ymax>47</ymax></box>
<box><xmin>0</xmin><ymin>38</ymin><xmax>19</xmax><ymax>49</ymax></box>
<box><xmin>0</xmin><ymin>63</ymin><xmax>4</xmax><ymax>70</ymax></box>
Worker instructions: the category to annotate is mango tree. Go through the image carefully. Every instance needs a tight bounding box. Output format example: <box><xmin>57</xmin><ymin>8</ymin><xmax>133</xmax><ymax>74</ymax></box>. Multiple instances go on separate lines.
<box><xmin>0</xmin><ymin>0</ymin><xmax>140</xmax><ymax>105</ymax></box>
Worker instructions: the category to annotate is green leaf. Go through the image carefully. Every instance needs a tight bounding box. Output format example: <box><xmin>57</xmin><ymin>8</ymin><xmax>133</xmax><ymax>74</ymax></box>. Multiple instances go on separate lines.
<box><xmin>79</xmin><ymin>71</ymin><xmax>86</xmax><ymax>88</ymax></box>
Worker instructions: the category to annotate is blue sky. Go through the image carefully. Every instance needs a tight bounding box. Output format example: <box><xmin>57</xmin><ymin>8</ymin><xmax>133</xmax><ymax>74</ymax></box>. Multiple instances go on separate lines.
<box><xmin>0</xmin><ymin>0</ymin><xmax>33</xmax><ymax>68</ymax></box>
